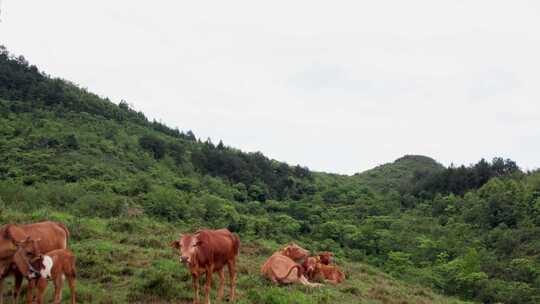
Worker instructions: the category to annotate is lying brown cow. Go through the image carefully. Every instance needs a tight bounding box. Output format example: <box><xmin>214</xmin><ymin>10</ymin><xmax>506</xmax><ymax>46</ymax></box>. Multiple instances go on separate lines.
<box><xmin>0</xmin><ymin>221</ymin><xmax>69</xmax><ymax>304</ymax></box>
<box><xmin>317</xmin><ymin>251</ymin><xmax>334</xmax><ymax>265</ymax></box>
<box><xmin>170</xmin><ymin>229</ymin><xmax>240</xmax><ymax>304</ymax></box>
<box><xmin>261</xmin><ymin>243</ymin><xmax>321</xmax><ymax>287</ymax></box>
<box><xmin>302</xmin><ymin>252</ymin><xmax>334</xmax><ymax>279</ymax></box>
<box><xmin>12</xmin><ymin>237</ymin><xmax>77</xmax><ymax>304</ymax></box>
<box><xmin>303</xmin><ymin>255</ymin><xmax>345</xmax><ymax>284</ymax></box>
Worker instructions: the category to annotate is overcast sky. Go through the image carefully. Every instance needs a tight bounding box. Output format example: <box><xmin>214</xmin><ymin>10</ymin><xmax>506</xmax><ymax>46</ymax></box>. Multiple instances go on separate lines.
<box><xmin>1</xmin><ymin>1</ymin><xmax>539</xmax><ymax>174</ymax></box>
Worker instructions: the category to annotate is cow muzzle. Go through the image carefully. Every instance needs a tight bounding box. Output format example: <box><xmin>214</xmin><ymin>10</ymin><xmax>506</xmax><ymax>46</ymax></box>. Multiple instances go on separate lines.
<box><xmin>180</xmin><ymin>256</ymin><xmax>190</xmax><ymax>264</ymax></box>
<box><xmin>27</xmin><ymin>265</ymin><xmax>40</xmax><ymax>279</ymax></box>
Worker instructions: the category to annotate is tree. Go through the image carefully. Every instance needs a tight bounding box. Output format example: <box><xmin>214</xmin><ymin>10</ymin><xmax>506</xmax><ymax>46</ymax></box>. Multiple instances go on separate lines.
<box><xmin>139</xmin><ymin>134</ymin><xmax>166</xmax><ymax>159</ymax></box>
<box><xmin>64</xmin><ymin>134</ymin><xmax>79</xmax><ymax>150</ymax></box>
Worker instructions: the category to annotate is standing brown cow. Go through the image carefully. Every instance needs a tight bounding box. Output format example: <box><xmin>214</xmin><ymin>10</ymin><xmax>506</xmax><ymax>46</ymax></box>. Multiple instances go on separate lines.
<box><xmin>0</xmin><ymin>221</ymin><xmax>69</xmax><ymax>304</ymax></box>
<box><xmin>170</xmin><ymin>229</ymin><xmax>240</xmax><ymax>304</ymax></box>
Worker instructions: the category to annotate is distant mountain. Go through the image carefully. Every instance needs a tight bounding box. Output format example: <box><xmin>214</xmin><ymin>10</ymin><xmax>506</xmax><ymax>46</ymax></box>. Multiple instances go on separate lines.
<box><xmin>354</xmin><ymin>155</ymin><xmax>444</xmax><ymax>193</ymax></box>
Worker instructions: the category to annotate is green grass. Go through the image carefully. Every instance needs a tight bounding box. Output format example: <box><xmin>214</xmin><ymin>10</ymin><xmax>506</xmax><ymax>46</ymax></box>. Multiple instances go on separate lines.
<box><xmin>1</xmin><ymin>208</ymin><xmax>469</xmax><ymax>304</ymax></box>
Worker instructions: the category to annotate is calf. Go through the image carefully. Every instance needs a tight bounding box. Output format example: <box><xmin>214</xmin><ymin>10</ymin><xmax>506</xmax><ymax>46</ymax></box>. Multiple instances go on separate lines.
<box><xmin>261</xmin><ymin>243</ymin><xmax>321</xmax><ymax>287</ymax></box>
<box><xmin>170</xmin><ymin>229</ymin><xmax>240</xmax><ymax>304</ymax></box>
<box><xmin>302</xmin><ymin>252</ymin><xmax>335</xmax><ymax>280</ymax></box>
<box><xmin>12</xmin><ymin>238</ymin><xmax>77</xmax><ymax>304</ymax></box>
<box><xmin>314</xmin><ymin>263</ymin><xmax>345</xmax><ymax>284</ymax></box>
<box><xmin>301</xmin><ymin>256</ymin><xmax>319</xmax><ymax>281</ymax></box>
<box><xmin>317</xmin><ymin>252</ymin><xmax>334</xmax><ymax>265</ymax></box>
<box><xmin>303</xmin><ymin>255</ymin><xmax>345</xmax><ymax>284</ymax></box>
<box><xmin>0</xmin><ymin>221</ymin><xmax>69</xmax><ymax>304</ymax></box>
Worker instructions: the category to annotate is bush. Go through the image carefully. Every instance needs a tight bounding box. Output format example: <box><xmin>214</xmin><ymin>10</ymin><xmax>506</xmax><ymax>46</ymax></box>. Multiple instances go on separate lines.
<box><xmin>72</xmin><ymin>194</ymin><xmax>127</xmax><ymax>218</ymax></box>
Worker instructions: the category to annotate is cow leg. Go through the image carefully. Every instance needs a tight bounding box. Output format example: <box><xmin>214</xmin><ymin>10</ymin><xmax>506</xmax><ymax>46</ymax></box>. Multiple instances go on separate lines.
<box><xmin>25</xmin><ymin>280</ymin><xmax>35</xmax><ymax>304</ymax></box>
<box><xmin>227</xmin><ymin>260</ymin><xmax>237</xmax><ymax>302</ymax></box>
<box><xmin>36</xmin><ymin>278</ymin><xmax>48</xmax><ymax>304</ymax></box>
<box><xmin>0</xmin><ymin>278</ymin><xmax>3</xmax><ymax>304</ymax></box>
<box><xmin>53</xmin><ymin>275</ymin><xmax>65</xmax><ymax>304</ymax></box>
<box><xmin>204</xmin><ymin>268</ymin><xmax>213</xmax><ymax>304</ymax></box>
<box><xmin>192</xmin><ymin>273</ymin><xmax>200</xmax><ymax>304</ymax></box>
<box><xmin>13</xmin><ymin>273</ymin><xmax>23</xmax><ymax>304</ymax></box>
<box><xmin>216</xmin><ymin>269</ymin><xmax>225</xmax><ymax>303</ymax></box>
<box><xmin>67</xmin><ymin>275</ymin><xmax>76</xmax><ymax>304</ymax></box>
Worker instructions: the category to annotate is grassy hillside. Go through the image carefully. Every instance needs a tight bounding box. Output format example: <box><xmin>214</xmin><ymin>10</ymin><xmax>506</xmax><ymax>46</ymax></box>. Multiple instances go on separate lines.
<box><xmin>0</xmin><ymin>208</ymin><xmax>468</xmax><ymax>304</ymax></box>
<box><xmin>1</xmin><ymin>47</ymin><xmax>539</xmax><ymax>303</ymax></box>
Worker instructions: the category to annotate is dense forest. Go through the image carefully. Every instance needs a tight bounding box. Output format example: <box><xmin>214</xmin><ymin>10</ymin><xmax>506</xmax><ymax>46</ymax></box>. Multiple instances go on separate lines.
<box><xmin>1</xmin><ymin>46</ymin><xmax>539</xmax><ymax>303</ymax></box>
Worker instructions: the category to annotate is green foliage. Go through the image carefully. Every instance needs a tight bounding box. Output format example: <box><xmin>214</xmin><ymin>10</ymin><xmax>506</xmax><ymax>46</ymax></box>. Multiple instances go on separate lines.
<box><xmin>139</xmin><ymin>134</ymin><xmax>166</xmax><ymax>159</ymax></box>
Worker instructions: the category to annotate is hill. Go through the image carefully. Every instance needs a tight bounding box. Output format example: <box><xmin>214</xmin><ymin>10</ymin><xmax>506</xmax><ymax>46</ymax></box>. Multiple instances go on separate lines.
<box><xmin>354</xmin><ymin>155</ymin><xmax>444</xmax><ymax>193</ymax></box>
<box><xmin>1</xmin><ymin>46</ymin><xmax>539</xmax><ymax>303</ymax></box>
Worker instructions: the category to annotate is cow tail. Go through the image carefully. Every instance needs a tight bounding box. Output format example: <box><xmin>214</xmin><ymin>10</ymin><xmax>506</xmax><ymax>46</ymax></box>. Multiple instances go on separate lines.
<box><xmin>232</xmin><ymin>233</ymin><xmax>240</xmax><ymax>256</ymax></box>
<box><xmin>71</xmin><ymin>256</ymin><xmax>77</xmax><ymax>278</ymax></box>
<box><xmin>275</xmin><ymin>264</ymin><xmax>303</xmax><ymax>283</ymax></box>
<box><xmin>56</xmin><ymin>222</ymin><xmax>71</xmax><ymax>247</ymax></box>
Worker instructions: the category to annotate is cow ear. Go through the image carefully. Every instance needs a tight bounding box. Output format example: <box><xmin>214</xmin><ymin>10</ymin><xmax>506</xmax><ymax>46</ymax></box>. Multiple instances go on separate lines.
<box><xmin>5</xmin><ymin>225</ymin><xmax>28</xmax><ymax>243</ymax></box>
<box><xmin>170</xmin><ymin>240</ymin><xmax>180</xmax><ymax>249</ymax></box>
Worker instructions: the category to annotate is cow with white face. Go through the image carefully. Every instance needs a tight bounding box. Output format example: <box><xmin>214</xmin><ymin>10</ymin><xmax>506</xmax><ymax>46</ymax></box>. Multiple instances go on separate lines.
<box><xmin>0</xmin><ymin>221</ymin><xmax>69</xmax><ymax>304</ymax></box>
<box><xmin>11</xmin><ymin>237</ymin><xmax>77</xmax><ymax>304</ymax></box>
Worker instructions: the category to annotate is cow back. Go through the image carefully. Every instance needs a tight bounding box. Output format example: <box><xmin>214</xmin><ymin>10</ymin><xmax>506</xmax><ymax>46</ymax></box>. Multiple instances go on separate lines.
<box><xmin>17</xmin><ymin>221</ymin><xmax>68</xmax><ymax>253</ymax></box>
<box><xmin>196</xmin><ymin>229</ymin><xmax>239</xmax><ymax>270</ymax></box>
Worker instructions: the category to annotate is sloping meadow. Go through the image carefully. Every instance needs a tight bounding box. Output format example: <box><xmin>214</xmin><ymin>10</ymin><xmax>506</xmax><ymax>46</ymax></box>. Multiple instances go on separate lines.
<box><xmin>0</xmin><ymin>206</ymin><xmax>468</xmax><ymax>304</ymax></box>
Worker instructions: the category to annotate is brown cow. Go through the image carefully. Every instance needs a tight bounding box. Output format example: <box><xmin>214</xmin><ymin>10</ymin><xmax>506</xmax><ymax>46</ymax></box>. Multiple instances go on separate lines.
<box><xmin>170</xmin><ymin>229</ymin><xmax>240</xmax><ymax>304</ymax></box>
<box><xmin>303</xmin><ymin>255</ymin><xmax>345</xmax><ymax>284</ymax></box>
<box><xmin>12</xmin><ymin>238</ymin><xmax>77</xmax><ymax>304</ymax></box>
<box><xmin>261</xmin><ymin>243</ymin><xmax>321</xmax><ymax>287</ymax></box>
<box><xmin>302</xmin><ymin>252</ymin><xmax>335</xmax><ymax>280</ymax></box>
<box><xmin>0</xmin><ymin>221</ymin><xmax>69</xmax><ymax>304</ymax></box>
<box><xmin>317</xmin><ymin>252</ymin><xmax>334</xmax><ymax>265</ymax></box>
<box><xmin>301</xmin><ymin>256</ymin><xmax>319</xmax><ymax>281</ymax></box>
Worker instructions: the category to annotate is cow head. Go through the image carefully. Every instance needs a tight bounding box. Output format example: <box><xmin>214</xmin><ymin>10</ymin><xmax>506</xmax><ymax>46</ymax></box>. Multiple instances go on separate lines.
<box><xmin>12</xmin><ymin>236</ymin><xmax>43</xmax><ymax>280</ymax></box>
<box><xmin>303</xmin><ymin>256</ymin><xmax>320</xmax><ymax>274</ymax></box>
<box><xmin>318</xmin><ymin>252</ymin><xmax>334</xmax><ymax>265</ymax></box>
<box><xmin>170</xmin><ymin>233</ymin><xmax>201</xmax><ymax>266</ymax></box>
<box><xmin>0</xmin><ymin>224</ymin><xmax>27</xmax><ymax>259</ymax></box>
<box><xmin>281</xmin><ymin>242</ymin><xmax>309</xmax><ymax>261</ymax></box>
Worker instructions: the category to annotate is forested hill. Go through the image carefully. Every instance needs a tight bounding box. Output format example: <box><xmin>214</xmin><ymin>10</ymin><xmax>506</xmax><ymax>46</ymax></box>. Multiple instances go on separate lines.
<box><xmin>353</xmin><ymin>155</ymin><xmax>445</xmax><ymax>193</ymax></box>
<box><xmin>1</xmin><ymin>46</ymin><xmax>539</xmax><ymax>304</ymax></box>
<box><xmin>0</xmin><ymin>46</ymin><xmax>316</xmax><ymax>202</ymax></box>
